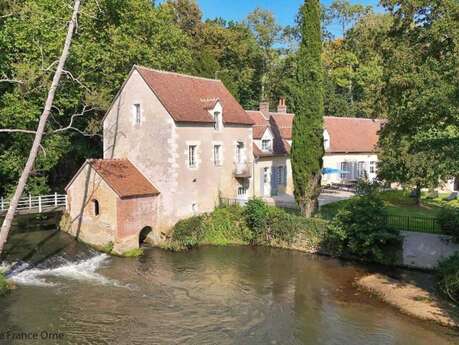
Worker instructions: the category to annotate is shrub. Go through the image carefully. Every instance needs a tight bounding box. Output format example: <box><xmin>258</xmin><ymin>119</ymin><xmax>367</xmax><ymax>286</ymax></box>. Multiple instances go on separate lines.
<box><xmin>202</xmin><ymin>205</ymin><xmax>252</xmax><ymax>245</ymax></box>
<box><xmin>244</xmin><ymin>199</ymin><xmax>270</xmax><ymax>243</ymax></box>
<box><xmin>171</xmin><ymin>215</ymin><xmax>207</xmax><ymax>249</ymax></box>
<box><xmin>326</xmin><ymin>192</ymin><xmax>401</xmax><ymax>263</ymax></box>
<box><xmin>437</xmin><ymin>253</ymin><xmax>459</xmax><ymax>303</ymax></box>
<box><xmin>437</xmin><ymin>207</ymin><xmax>459</xmax><ymax>240</ymax></box>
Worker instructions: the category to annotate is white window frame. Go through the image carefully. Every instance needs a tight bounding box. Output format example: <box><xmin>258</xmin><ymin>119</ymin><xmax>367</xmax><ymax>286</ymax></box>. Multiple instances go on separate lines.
<box><xmin>188</xmin><ymin>145</ymin><xmax>197</xmax><ymax>168</ymax></box>
<box><xmin>213</xmin><ymin>144</ymin><xmax>222</xmax><ymax>166</ymax></box>
<box><xmin>263</xmin><ymin>167</ymin><xmax>269</xmax><ymax>183</ymax></box>
<box><xmin>134</xmin><ymin>103</ymin><xmax>141</xmax><ymax>125</ymax></box>
<box><xmin>369</xmin><ymin>161</ymin><xmax>376</xmax><ymax>174</ymax></box>
<box><xmin>261</xmin><ymin>139</ymin><xmax>272</xmax><ymax>151</ymax></box>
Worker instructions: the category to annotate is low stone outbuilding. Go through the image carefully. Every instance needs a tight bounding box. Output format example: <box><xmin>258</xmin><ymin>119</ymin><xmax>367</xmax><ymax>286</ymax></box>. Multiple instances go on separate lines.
<box><xmin>65</xmin><ymin>159</ymin><xmax>160</xmax><ymax>254</ymax></box>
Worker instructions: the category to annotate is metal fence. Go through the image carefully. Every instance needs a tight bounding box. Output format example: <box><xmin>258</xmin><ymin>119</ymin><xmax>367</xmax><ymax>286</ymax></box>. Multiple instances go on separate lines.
<box><xmin>384</xmin><ymin>214</ymin><xmax>441</xmax><ymax>234</ymax></box>
<box><xmin>0</xmin><ymin>193</ymin><xmax>67</xmax><ymax>214</ymax></box>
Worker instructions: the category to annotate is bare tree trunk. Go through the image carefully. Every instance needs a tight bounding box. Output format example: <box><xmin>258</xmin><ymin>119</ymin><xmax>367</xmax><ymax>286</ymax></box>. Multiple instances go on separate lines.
<box><xmin>0</xmin><ymin>0</ymin><xmax>81</xmax><ymax>257</ymax></box>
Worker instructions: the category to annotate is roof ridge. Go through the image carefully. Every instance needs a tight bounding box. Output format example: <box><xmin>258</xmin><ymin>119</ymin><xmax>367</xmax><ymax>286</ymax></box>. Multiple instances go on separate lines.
<box><xmin>135</xmin><ymin>65</ymin><xmax>222</xmax><ymax>83</ymax></box>
<box><xmin>325</xmin><ymin>116</ymin><xmax>383</xmax><ymax>121</ymax></box>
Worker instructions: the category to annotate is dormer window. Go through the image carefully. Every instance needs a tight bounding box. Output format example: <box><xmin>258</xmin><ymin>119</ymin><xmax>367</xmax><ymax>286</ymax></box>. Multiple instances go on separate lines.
<box><xmin>134</xmin><ymin>103</ymin><xmax>141</xmax><ymax>125</ymax></box>
<box><xmin>214</xmin><ymin>111</ymin><xmax>221</xmax><ymax>131</ymax></box>
<box><xmin>262</xmin><ymin>139</ymin><xmax>272</xmax><ymax>152</ymax></box>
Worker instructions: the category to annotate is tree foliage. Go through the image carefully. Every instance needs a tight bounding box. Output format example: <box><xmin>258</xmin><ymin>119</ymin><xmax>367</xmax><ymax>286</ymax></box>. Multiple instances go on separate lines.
<box><xmin>291</xmin><ymin>0</ymin><xmax>324</xmax><ymax>217</ymax></box>
<box><xmin>377</xmin><ymin>0</ymin><xmax>459</xmax><ymax>194</ymax></box>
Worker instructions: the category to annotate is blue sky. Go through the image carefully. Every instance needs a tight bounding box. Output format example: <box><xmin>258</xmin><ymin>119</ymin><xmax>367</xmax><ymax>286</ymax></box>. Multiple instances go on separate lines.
<box><xmin>195</xmin><ymin>0</ymin><xmax>383</xmax><ymax>37</ymax></box>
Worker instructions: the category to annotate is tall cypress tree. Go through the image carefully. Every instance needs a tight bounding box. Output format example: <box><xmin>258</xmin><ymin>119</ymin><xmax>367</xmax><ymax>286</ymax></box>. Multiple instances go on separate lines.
<box><xmin>291</xmin><ymin>0</ymin><xmax>324</xmax><ymax>217</ymax></box>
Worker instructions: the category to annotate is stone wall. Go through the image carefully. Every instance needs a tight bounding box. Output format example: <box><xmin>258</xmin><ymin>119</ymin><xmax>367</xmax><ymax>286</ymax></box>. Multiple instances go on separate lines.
<box><xmin>402</xmin><ymin>231</ymin><xmax>459</xmax><ymax>269</ymax></box>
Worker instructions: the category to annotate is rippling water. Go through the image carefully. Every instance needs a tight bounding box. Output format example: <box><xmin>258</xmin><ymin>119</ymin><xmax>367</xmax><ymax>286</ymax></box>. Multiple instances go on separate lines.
<box><xmin>0</xmin><ymin>230</ymin><xmax>458</xmax><ymax>345</ymax></box>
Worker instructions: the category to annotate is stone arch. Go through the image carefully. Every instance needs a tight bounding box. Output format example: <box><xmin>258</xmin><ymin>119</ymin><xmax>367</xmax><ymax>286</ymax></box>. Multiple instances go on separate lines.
<box><xmin>139</xmin><ymin>226</ymin><xmax>153</xmax><ymax>246</ymax></box>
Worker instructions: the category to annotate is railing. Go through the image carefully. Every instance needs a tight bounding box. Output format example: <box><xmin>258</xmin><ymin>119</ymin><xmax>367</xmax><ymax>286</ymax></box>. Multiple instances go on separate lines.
<box><xmin>0</xmin><ymin>193</ymin><xmax>67</xmax><ymax>214</ymax></box>
<box><xmin>385</xmin><ymin>214</ymin><xmax>442</xmax><ymax>234</ymax></box>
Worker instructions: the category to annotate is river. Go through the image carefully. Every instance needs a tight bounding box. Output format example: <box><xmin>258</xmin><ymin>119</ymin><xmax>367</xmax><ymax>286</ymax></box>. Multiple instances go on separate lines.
<box><xmin>0</xmin><ymin>229</ymin><xmax>457</xmax><ymax>345</ymax></box>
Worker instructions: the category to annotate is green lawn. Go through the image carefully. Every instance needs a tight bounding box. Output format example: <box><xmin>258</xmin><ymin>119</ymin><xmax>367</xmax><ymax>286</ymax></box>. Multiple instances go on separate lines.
<box><xmin>319</xmin><ymin>190</ymin><xmax>459</xmax><ymax>220</ymax></box>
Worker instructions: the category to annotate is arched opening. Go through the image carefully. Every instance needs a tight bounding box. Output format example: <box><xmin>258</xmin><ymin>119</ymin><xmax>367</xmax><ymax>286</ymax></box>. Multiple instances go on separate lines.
<box><xmin>92</xmin><ymin>199</ymin><xmax>100</xmax><ymax>216</ymax></box>
<box><xmin>139</xmin><ymin>226</ymin><xmax>153</xmax><ymax>247</ymax></box>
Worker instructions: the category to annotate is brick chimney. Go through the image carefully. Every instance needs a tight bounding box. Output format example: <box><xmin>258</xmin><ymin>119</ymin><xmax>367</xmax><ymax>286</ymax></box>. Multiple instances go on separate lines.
<box><xmin>277</xmin><ymin>97</ymin><xmax>287</xmax><ymax>113</ymax></box>
<box><xmin>259</xmin><ymin>101</ymin><xmax>270</xmax><ymax>116</ymax></box>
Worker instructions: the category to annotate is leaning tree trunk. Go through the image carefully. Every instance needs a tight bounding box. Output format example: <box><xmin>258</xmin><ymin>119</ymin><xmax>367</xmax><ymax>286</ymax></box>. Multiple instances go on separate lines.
<box><xmin>0</xmin><ymin>0</ymin><xmax>81</xmax><ymax>257</ymax></box>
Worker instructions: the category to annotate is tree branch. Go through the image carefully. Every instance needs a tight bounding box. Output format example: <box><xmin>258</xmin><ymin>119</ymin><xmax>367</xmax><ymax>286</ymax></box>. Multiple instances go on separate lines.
<box><xmin>0</xmin><ymin>129</ymin><xmax>36</xmax><ymax>134</ymax></box>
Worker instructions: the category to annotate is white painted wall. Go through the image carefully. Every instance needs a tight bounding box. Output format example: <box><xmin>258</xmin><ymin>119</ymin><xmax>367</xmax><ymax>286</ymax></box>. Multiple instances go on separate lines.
<box><xmin>322</xmin><ymin>153</ymin><xmax>378</xmax><ymax>185</ymax></box>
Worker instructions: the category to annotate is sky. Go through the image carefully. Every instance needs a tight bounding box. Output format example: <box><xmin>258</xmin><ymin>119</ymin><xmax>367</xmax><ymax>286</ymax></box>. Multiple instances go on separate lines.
<box><xmin>195</xmin><ymin>0</ymin><xmax>383</xmax><ymax>37</ymax></box>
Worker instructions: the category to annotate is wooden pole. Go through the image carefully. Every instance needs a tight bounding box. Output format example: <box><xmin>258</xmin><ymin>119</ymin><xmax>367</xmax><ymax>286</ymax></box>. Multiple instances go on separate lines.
<box><xmin>0</xmin><ymin>0</ymin><xmax>82</xmax><ymax>256</ymax></box>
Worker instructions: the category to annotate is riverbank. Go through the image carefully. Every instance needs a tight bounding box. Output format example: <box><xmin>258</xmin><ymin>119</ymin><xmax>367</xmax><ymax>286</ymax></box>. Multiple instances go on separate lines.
<box><xmin>357</xmin><ymin>273</ymin><xmax>459</xmax><ymax>328</ymax></box>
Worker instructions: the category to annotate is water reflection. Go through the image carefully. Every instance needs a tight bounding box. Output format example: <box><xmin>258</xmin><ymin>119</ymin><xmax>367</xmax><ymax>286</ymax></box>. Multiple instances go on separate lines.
<box><xmin>0</xmin><ymin>231</ymin><xmax>458</xmax><ymax>345</ymax></box>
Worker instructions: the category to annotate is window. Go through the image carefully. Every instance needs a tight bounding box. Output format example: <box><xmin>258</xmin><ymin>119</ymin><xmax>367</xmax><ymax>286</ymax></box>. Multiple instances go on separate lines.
<box><xmin>134</xmin><ymin>104</ymin><xmax>141</xmax><ymax>125</ymax></box>
<box><xmin>358</xmin><ymin>161</ymin><xmax>366</xmax><ymax>178</ymax></box>
<box><xmin>262</xmin><ymin>139</ymin><xmax>272</xmax><ymax>151</ymax></box>
<box><xmin>92</xmin><ymin>199</ymin><xmax>100</xmax><ymax>216</ymax></box>
<box><xmin>236</xmin><ymin>142</ymin><xmax>244</xmax><ymax>163</ymax></box>
<box><xmin>214</xmin><ymin>111</ymin><xmax>221</xmax><ymax>130</ymax></box>
<box><xmin>188</xmin><ymin>145</ymin><xmax>197</xmax><ymax>168</ymax></box>
<box><xmin>369</xmin><ymin>161</ymin><xmax>377</xmax><ymax>174</ymax></box>
<box><xmin>213</xmin><ymin>145</ymin><xmax>222</xmax><ymax>166</ymax></box>
<box><xmin>340</xmin><ymin>162</ymin><xmax>350</xmax><ymax>180</ymax></box>
<box><xmin>263</xmin><ymin>167</ymin><xmax>269</xmax><ymax>183</ymax></box>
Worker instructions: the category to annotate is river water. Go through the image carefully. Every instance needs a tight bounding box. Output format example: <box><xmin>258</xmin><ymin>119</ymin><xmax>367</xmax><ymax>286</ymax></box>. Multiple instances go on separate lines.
<box><xmin>0</xmin><ymin>229</ymin><xmax>457</xmax><ymax>345</ymax></box>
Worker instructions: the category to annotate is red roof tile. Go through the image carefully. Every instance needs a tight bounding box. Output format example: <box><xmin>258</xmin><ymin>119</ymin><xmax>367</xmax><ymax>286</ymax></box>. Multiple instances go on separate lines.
<box><xmin>136</xmin><ymin>66</ymin><xmax>253</xmax><ymax>125</ymax></box>
<box><xmin>268</xmin><ymin>113</ymin><xmax>382</xmax><ymax>153</ymax></box>
<box><xmin>270</xmin><ymin>114</ymin><xmax>294</xmax><ymax>140</ymax></box>
<box><xmin>324</xmin><ymin>117</ymin><xmax>383</xmax><ymax>153</ymax></box>
<box><xmin>246</xmin><ymin>110</ymin><xmax>269</xmax><ymax>139</ymax></box>
<box><xmin>89</xmin><ymin>159</ymin><xmax>159</xmax><ymax>198</ymax></box>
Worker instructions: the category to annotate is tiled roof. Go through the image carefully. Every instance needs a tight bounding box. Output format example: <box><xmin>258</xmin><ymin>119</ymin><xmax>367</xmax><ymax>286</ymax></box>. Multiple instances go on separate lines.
<box><xmin>89</xmin><ymin>159</ymin><xmax>159</xmax><ymax>198</ymax></box>
<box><xmin>135</xmin><ymin>66</ymin><xmax>253</xmax><ymax>125</ymax></box>
<box><xmin>246</xmin><ymin>110</ymin><xmax>269</xmax><ymax>139</ymax></box>
<box><xmin>268</xmin><ymin>113</ymin><xmax>382</xmax><ymax>153</ymax></box>
<box><xmin>270</xmin><ymin>114</ymin><xmax>294</xmax><ymax>140</ymax></box>
<box><xmin>324</xmin><ymin>116</ymin><xmax>383</xmax><ymax>153</ymax></box>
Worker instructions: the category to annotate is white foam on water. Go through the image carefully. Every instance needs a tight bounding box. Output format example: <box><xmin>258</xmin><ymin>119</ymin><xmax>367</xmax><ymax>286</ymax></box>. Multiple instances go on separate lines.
<box><xmin>7</xmin><ymin>254</ymin><xmax>123</xmax><ymax>287</ymax></box>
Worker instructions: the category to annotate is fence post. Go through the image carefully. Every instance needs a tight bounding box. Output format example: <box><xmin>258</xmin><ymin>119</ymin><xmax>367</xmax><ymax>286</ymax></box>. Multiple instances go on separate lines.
<box><xmin>1</xmin><ymin>197</ymin><xmax>3</xmax><ymax>212</ymax></box>
<box><xmin>38</xmin><ymin>196</ymin><xmax>42</xmax><ymax>213</ymax></box>
<box><xmin>54</xmin><ymin>192</ymin><xmax>58</xmax><ymax>207</ymax></box>
<box><xmin>65</xmin><ymin>195</ymin><xmax>68</xmax><ymax>210</ymax></box>
<box><xmin>29</xmin><ymin>194</ymin><xmax>32</xmax><ymax>209</ymax></box>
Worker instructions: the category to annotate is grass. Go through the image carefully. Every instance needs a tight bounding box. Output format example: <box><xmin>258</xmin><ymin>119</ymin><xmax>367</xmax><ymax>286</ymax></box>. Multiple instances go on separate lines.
<box><xmin>0</xmin><ymin>271</ymin><xmax>10</xmax><ymax>296</ymax></box>
<box><xmin>318</xmin><ymin>190</ymin><xmax>459</xmax><ymax>234</ymax></box>
<box><xmin>120</xmin><ymin>248</ymin><xmax>144</xmax><ymax>257</ymax></box>
<box><xmin>320</xmin><ymin>190</ymin><xmax>459</xmax><ymax>220</ymax></box>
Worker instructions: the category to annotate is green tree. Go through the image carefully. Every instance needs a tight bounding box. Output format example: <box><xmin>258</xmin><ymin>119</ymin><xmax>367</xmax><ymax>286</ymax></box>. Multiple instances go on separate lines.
<box><xmin>246</xmin><ymin>8</ymin><xmax>281</xmax><ymax>101</ymax></box>
<box><xmin>290</xmin><ymin>0</ymin><xmax>324</xmax><ymax>217</ymax></box>
<box><xmin>378</xmin><ymin>0</ymin><xmax>459</xmax><ymax>196</ymax></box>
<box><xmin>328</xmin><ymin>0</ymin><xmax>372</xmax><ymax>36</ymax></box>
<box><xmin>0</xmin><ymin>0</ymin><xmax>193</xmax><ymax>195</ymax></box>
